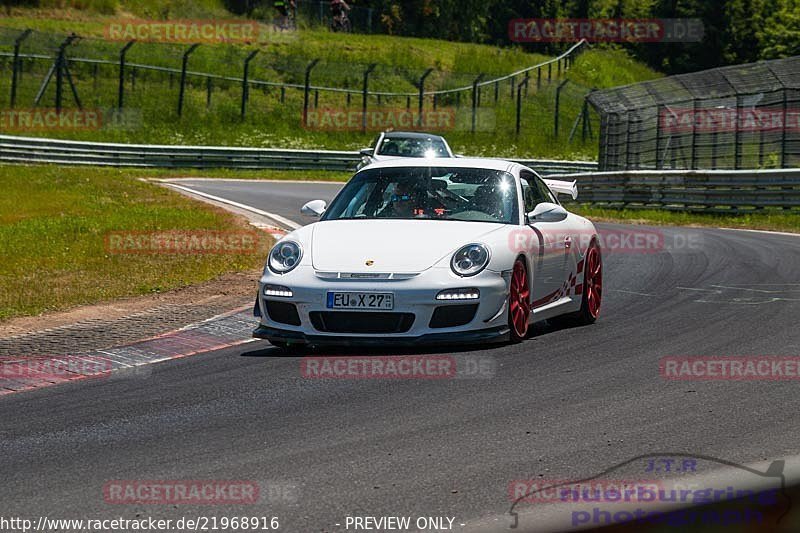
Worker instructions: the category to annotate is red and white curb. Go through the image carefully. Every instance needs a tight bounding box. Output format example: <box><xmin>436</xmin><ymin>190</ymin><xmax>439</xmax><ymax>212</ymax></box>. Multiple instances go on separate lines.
<box><xmin>250</xmin><ymin>221</ymin><xmax>287</xmax><ymax>240</ymax></box>
<box><xmin>0</xmin><ymin>306</ymin><xmax>258</xmax><ymax>397</ymax></box>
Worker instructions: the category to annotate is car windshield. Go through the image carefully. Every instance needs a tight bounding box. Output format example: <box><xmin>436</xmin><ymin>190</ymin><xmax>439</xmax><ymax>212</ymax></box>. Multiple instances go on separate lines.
<box><xmin>322</xmin><ymin>167</ymin><xmax>519</xmax><ymax>224</ymax></box>
<box><xmin>376</xmin><ymin>137</ymin><xmax>449</xmax><ymax>158</ymax></box>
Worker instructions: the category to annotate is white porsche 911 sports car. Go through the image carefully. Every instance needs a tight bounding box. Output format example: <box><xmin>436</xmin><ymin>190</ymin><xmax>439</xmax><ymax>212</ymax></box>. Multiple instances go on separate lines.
<box><xmin>253</xmin><ymin>158</ymin><xmax>602</xmax><ymax>349</ymax></box>
<box><xmin>357</xmin><ymin>131</ymin><xmax>455</xmax><ymax>169</ymax></box>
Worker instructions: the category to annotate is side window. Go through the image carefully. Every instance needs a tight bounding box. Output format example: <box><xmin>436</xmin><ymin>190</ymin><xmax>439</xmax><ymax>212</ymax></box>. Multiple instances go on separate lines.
<box><xmin>534</xmin><ymin>176</ymin><xmax>557</xmax><ymax>204</ymax></box>
<box><xmin>521</xmin><ymin>171</ymin><xmax>546</xmax><ymax>213</ymax></box>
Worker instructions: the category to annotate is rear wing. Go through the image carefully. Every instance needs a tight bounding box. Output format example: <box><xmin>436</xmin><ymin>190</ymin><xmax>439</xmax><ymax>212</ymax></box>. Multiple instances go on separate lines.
<box><xmin>543</xmin><ymin>179</ymin><xmax>578</xmax><ymax>200</ymax></box>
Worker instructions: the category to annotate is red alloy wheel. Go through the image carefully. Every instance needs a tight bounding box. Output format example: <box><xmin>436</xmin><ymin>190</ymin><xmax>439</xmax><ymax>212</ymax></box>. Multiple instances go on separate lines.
<box><xmin>584</xmin><ymin>242</ymin><xmax>603</xmax><ymax>320</ymax></box>
<box><xmin>508</xmin><ymin>258</ymin><xmax>530</xmax><ymax>341</ymax></box>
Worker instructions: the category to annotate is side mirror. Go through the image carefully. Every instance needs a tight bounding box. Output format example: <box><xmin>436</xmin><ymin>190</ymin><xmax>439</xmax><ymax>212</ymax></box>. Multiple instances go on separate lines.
<box><xmin>528</xmin><ymin>202</ymin><xmax>568</xmax><ymax>223</ymax></box>
<box><xmin>301</xmin><ymin>200</ymin><xmax>327</xmax><ymax>218</ymax></box>
<box><xmin>359</xmin><ymin>147</ymin><xmax>374</xmax><ymax>157</ymax></box>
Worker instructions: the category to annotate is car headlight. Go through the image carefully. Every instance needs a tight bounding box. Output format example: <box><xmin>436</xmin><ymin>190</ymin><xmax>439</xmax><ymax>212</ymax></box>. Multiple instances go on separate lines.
<box><xmin>451</xmin><ymin>243</ymin><xmax>490</xmax><ymax>277</ymax></box>
<box><xmin>268</xmin><ymin>241</ymin><xmax>302</xmax><ymax>274</ymax></box>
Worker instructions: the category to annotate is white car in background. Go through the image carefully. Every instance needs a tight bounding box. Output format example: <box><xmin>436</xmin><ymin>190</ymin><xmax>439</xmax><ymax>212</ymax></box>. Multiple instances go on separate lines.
<box><xmin>254</xmin><ymin>158</ymin><xmax>602</xmax><ymax>349</ymax></box>
<box><xmin>357</xmin><ymin>131</ymin><xmax>454</xmax><ymax>169</ymax></box>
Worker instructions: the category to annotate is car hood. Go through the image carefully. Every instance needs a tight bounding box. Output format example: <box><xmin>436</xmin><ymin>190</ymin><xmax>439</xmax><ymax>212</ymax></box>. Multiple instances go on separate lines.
<box><xmin>310</xmin><ymin>219</ymin><xmax>504</xmax><ymax>273</ymax></box>
<box><xmin>372</xmin><ymin>154</ymin><xmax>401</xmax><ymax>160</ymax></box>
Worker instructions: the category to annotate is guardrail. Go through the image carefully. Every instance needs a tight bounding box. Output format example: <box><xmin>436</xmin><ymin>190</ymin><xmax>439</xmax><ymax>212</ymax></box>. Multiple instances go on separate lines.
<box><xmin>0</xmin><ymin>134</ymin><xmax>597</xmax><ymax>175</ymax></box>
<box><xmin>548</xmin><ymin>169</ymin><xmax>800</xmax><ymax>213</ymax></box>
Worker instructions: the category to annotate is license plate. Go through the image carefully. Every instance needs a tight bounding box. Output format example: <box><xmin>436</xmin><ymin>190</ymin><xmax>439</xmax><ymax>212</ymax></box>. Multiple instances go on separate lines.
<box><xmin>327</xmin><ymin>292</ymin><xmax>394</xmax><ymax>310</ymax></box>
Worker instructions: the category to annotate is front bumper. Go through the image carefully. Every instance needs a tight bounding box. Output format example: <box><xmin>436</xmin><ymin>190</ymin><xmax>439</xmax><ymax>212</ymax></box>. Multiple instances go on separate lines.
<box><xmin>253</xmin><ymin>324</ymin><xmax>510</xmax><ymax>347</ymax></box>
<box><xmin>254</xmin><ymin>265</ymin><xmax>511</xmax><ymax>347</ymax></box>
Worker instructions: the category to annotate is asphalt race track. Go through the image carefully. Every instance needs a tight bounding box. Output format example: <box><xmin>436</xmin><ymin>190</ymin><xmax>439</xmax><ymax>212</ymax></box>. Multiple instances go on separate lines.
<box><xmin>2</xmin><ymin>180</ymin><xmax>800</xmax><ymax>531</ymax></box>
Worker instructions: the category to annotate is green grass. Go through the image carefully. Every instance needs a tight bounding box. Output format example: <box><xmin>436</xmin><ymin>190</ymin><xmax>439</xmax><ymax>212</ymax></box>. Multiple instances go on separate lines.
<box><xmin>0</xmin><ymin>9</ymin><xmax>661</xmax><ymax>160</ymax></box>
<box><xmin>2</xmin><ymin>1</ymin><xmax>231</xmax><ymax>20</ymax></box>
<box><xmin>0</xmin><ymin>164</ymin><xmax>272</xmax><ymax>320</ymax></box>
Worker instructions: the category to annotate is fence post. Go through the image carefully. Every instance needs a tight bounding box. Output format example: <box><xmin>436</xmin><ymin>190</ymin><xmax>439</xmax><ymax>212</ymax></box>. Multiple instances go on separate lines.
<box><xmin>710</xmin><ymin>127</ymin><xmax>718</xmax><ymax>169</ymax></box>
<box><xmin>55</xmin><ymin>34</ymin><xmax>80</xmax><ymax>112</ymax></box>
<box><xmin>471</xmin><ymin>73</ymin><xmax>485</xmax><ymax>134</ymax></box>
<box><xmin>548</xmin><ymin>62</ymin><xmax>552</xmax><ymax>82</ymax></box>
<box><xmin>598</xmin><ymin>115</ymin><xmax>608</xmax><ymax>170</ymax></box>
<box><xmin>524</xmin><ymin>71</ymin><xmax>530</xmax><ymax>97</ymax></box>
<box><xmin>117</xmin><ymin>40</ymin><xmax>135</xmax><ymax>110</ymax></box>
<box><xmin>625</xmin><ymin>113</ymin><xmax>634</xmax><ymax>169</ymax></box>
<box><xmin>417</xmin><ymin>68</ymin><xmax>434</xmax><ymax>127</ymax></box>
<box><xmin>780</xmin><ymin>90</ymin><xmax>788</xmax><ymax>168</ymax></box>
<box><xmin>11</xmin><ymin>29</ymin><xmax>32</xmax><ymax>109</ymax></box>
<box><xmin>241</xmin><ymin>50</ymin><xmax>258</xmax><ymax>119</ymax></box>
<box><xmin>581</xmin><ymin>96</ymin><xmax>590</xmax><ymax>141</ymax></box>
<box><xmin>554</xmin><ymin>79</ymin><xmax>569</xmax><ymax>137</ymax></box>
<box><xmin>494</xmin><ymin>81</ymin><xmax>499</xmax><ymax>103</ymax></box>
<box><xmin>177</xmin><ymin>43</ymin><xmax>199</xmax><ymax>117</ymax></box>
<box><xmin>362</xmin><ymin>63</ymin><xmax>376</xmax><ymax>133</ymax></box>
<box><xmin>689</xmin><ymin>100</ymin><xmax>698</xmax><ymax>169</ymax></box>
<box><xmin>732</xmin><ymin>97</ymin><xmax>742</xmax><ymax>169</ymax></box>
<box><xmin>537</xmin><ymin>67</ymin><xmax>541</xmax><ymax>90</ymax></box>
<box><xmin>557</xmin><ymin>57</ymin><xmax>561</xmax><ymax>77</ymax></box>
<box><xmin>515</xmin><ymin>79</ymin><xmax>527</xmax><ymax>135</ymax></box>
<box><xmin>303</xmin><ymin>58</ymin><xmax>320</xmax><ymax>126</ymax></box>
<box><xmin>55</xmin><ymin>40</ymin><xmax>64</xmax><ymax>111</ymax></box>
<box><xmin>206</xmin><ymin>77</ymin><xmax>212</xmax><ymax>108</ymax></box>
<box><xmin>655</xmin><ymin>105</ymin><xmax>664</xmax><ymax>170</ymax></box>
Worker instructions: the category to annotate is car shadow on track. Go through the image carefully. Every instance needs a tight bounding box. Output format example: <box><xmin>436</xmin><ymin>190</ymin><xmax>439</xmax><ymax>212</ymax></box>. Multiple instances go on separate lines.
<box><xmin>239</xmin><ymin>342</ymin><xmax>490</xmax><ymax>358</ymax></box>
<box><xmin>239</xmin><ymin>319</ymin><xmax>585</xmax><ymax>358</ymax></box>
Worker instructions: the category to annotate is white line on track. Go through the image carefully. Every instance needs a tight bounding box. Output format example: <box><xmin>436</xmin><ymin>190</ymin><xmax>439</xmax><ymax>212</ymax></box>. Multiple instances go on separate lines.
<box><xmin>717</xmin><ymin>227</ymin><xmax>800</xmax><ymax>237</ymax></box>
<box><xmin>162</xmin><ymin>182</ymin><xmax>301</xmax><ymax>230</ymax></box>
